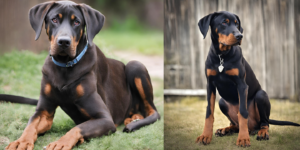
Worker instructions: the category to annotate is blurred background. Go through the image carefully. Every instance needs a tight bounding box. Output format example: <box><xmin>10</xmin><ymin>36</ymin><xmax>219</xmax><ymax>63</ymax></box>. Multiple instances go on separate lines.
<box><xmin>164</xmin><ymin>0</ymin><xmax>300</xmax><ymax>149</ymax></box>
<box><xmin>164</xmin><ymin>0</ymin><xmax>300</xmax><ymax>102</ymax></box>
<box><xmin>0</xmin><ymin>0</ymin><xmax>164</xmax><ymax>149</ymax></box>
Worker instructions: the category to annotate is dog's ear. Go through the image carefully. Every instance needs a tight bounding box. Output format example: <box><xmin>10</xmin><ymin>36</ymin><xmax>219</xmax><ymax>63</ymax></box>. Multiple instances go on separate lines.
<box><xmin>77</xmin><ymin>4</ymin><xmax>105</xmax><ymax>46</ymax></box>
<box><xmin>198</xmin><ymin>12</ymin><xmax>217</xmax><ymax>39</ymax></box>
<box><xmin>29</xmin><ymin>2</ymin><xmax>55</xmax><ymax>40</ymax></box>
<box><xmin>234</xmin><ymin>14</ymin><xmax>243</xmax><ymax>33</ymax></box>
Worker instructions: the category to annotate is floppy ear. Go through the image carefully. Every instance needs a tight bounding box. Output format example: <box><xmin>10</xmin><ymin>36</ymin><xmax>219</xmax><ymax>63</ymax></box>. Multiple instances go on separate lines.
<box><xmin>77</xmin><ymin>4</ymin><xmax>105</xmax><ymax>46</ymax></box>
<box><xmin>29</xmin><ymin>2</ymin><xmax>55</xmax><ymax>40</ymax></box>
<box><xmin>234</xmin><ymin>14</ymin><xmax>243</xmax><ymax>33</ymax></box>
<box><xmin>198</xmin><ymin>12</ymin><xmax>216</xmax><ymax>39</ymax></box>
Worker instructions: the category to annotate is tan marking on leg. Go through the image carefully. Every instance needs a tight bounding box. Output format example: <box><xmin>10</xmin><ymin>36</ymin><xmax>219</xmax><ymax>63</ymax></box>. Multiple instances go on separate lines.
<box><xmin>236</xmin><ymin>112</ymin><xmax>250</xmax><ymax>146</ymax></box>
<box><xmin>124</xmin><ymin>118</ymin><xmax>132</xmax><ymax>126</ymax></box>
<box><xmin>80</xmin><ymin>108</ymin><xmax>91</xmax><ymax>118</ymax></box>
<box><xmin>44</xmin><ymin>83</ymin><xmax>51</xmax><ymax>96</ymax></box>
<box><xmin>195</xmin><ymin>92</ymin><xmax>215</xmax><ymax>144</ymax></box>
<box><xmin>114</xmin><ymin>124</ymin><xmax>118</xmax><ymax>127</ymax></box>
<box><xmin>76</xmin><ymin>84</ymin><xmax>84</xmax><ymax>97</ymax></box>
<box><xmin>47</xmin><ymin>127</ymin><xmax>84</xmax><ymax>149</ymax></box>
<box><xmin>257</xmin><ymin>125</ymin><xmax>269</xmax><ymax>139</ymax></box>
<box><xmin>134</xmin><ymin>78</ymin><xmax>155</xmax><ymax>116</ymax></box>
<box><xmin>58</xmin><ymin>13</ymin><xmax>62</xmax><ymax>19</ymax></box>
<box><xmin>225</xmin><ymin>68</ymin><xmax>239</xmax><ymax>76</ymax></box>
<box><xmin>215</xmin><ymin>123</ymin><xmax>239</xmax><ymax>136</ymax></box>
<box><xmin>207</xmin><ymin>69</ymin><xmax>217</xmax><ymax>76</ymax></box>
<box><xmin>5</xmin><ymin>111</ymin><xmax>54</xmax><ymax>149</ymax></box>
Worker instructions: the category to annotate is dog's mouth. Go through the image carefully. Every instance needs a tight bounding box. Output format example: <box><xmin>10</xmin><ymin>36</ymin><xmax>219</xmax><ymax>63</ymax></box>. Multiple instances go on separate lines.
<box><xmin>220</xmin><ymin>41</ymin><xmax>241</xmax><ymax>46</ymax></box>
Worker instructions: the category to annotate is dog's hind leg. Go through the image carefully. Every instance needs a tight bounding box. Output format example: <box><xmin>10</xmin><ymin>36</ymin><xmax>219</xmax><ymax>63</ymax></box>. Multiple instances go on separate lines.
<box><xmin>123</xmin><ymin>60</ymin><xmax>160</xmax><ymax>132</ymax></box>
<box><xmin>253</xmin><ymin>90</ymin><xmax>270</xmax><ymax>140</ymax></box>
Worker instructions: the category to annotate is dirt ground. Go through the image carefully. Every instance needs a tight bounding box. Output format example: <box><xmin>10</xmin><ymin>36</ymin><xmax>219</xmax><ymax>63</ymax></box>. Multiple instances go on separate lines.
<box><xmin>112</xmin><ymin>51</ymin><xmax>163</xmax><ymax>79</ymax></box>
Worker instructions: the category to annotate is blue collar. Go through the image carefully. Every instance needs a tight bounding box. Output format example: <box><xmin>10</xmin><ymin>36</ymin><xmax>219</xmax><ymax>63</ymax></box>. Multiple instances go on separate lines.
<box><xmin>51</xmin><ymin>42</ymin><xmax>89</xmax><ymax>67</ymax></box>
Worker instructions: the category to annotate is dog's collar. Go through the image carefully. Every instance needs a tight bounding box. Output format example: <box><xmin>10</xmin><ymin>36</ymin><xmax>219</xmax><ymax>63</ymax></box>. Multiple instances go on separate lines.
<box><xmin>51</xmin><ymin>42</ymin><xmax>88</xmax><ymax>67</ymax></box>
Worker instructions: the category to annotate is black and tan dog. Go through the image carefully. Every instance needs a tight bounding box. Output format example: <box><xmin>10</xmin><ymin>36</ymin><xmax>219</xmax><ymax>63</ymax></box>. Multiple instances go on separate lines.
<box><xmin>195</xmin><ymin>11</ymin><xmax>299</xmax><ymax>147</ymax></box>
<box><xmin>1</xmin><ymin>1</ymin><xmax>160</xmax><ymax>150</ymax></box>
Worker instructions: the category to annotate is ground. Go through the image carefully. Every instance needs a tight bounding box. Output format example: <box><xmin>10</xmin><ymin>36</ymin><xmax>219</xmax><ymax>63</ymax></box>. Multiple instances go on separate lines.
<box><xmin>0</xmin><ymin>30</ymin><xmax>163</xmax><ymax>150</ymax></box>
<box><xmin>164</xmin><ymin>97</ymin><xmax>300</xmax><ymax>150</ymax></box>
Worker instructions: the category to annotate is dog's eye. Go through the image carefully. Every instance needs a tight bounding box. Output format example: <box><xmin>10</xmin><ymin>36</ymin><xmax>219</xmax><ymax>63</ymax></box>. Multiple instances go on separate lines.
<box><xmin>52</xmin><ymin>18</ymin><xmax>58</xmax><ymax>23</ymax></box>
<box><xmin>74</xmin><ymin>20</ymin><xmax>80</xmax><ymax>26</ymax></box>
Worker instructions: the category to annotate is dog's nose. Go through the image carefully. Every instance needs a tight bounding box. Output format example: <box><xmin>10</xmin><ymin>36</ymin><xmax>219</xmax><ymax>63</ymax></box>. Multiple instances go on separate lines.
<box><xmin>235</xmin><ymin>34</ymin><xmax>243</xmax><ymax>40</ymax></box>
<box><xmin>57</xmin><ymin>36</ymin><xmax>71</xmax><ymax>48</ymax></box>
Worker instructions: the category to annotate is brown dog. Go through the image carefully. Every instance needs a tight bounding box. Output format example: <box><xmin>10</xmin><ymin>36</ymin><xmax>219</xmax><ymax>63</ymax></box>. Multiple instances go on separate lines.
<box><xmin>2</xmin><ymin>1</ymin><xmax>160</xmax><ymax>150</ymax></box>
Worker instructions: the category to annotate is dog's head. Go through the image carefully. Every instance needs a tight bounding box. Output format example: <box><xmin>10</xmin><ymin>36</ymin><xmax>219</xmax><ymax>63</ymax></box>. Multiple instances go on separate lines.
<box><xmin>29</xmin><ymin>1</ymin><xmax>104</xmax><ymax>58</ymax></box>
<box><xmin>198</xmin><ymin>11</ymin><xmax>243</xmax><ymax>52</ymax></box>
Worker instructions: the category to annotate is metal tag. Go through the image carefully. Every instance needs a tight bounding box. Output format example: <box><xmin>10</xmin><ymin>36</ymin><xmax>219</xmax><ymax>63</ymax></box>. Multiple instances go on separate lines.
<box><xmin>218</xmin><ymin>65</ymin><xmax>224</xmax><ymax>72</ymax></box>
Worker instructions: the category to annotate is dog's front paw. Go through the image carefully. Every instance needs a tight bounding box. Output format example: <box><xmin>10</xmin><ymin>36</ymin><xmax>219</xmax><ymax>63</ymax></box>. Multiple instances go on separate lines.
<box><xmin>236</xmin><ymin>133</ymin><xmax>250</xmax><ymax>147</ymax></box>
<box><xmin>256</xmin><ymin>126</ymin><xmax>269</xmax><ymax>140</ymax></box>
<box><xmin>195</xmin><ymin>133</ymin><xmax>212</xmax><ymax>145</ymax></box>
<box><xmin>5</xmin><ymin>138</ymin><xmax>34</xmax><ymax>150</ymax></box>
<box><xmin>123</xmin><ymin>123</ymin><xmax>136</xmax><ymax>133</ymax></box>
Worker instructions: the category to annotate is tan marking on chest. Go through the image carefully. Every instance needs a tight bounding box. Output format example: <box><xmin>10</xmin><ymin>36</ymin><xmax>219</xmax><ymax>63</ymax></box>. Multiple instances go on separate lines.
<box><xmin>225</xmin><ymin>68</ymin><xmax>239</xmax><ymax>76</ymax></box>
<box><xmin>207</xmin><ymin>69</ymin><xmax>217</xmax><ymax>76</ymax></box>
<box><xmin>44</xmin><ymin>83</ymin><xmax>51</xmax><ymax>96</ymax></box>
<box><xmin>76</xmin><ymin>84</ymin><xmax>84</xmax><ymax>97</ymax></box>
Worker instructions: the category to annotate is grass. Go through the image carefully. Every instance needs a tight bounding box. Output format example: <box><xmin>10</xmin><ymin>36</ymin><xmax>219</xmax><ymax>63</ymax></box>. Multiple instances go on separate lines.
<box><xmin>0</xmin><ymin>29</ymin><xmax>163</xmax><ymax>149</ymax></box>
<box><xmin>164</xmin><ymin>97</ymin><xmax>300</xmax><ymax>150</ymax></box>
<box><xmin>95</xmin><ymin>29</ymin><xmax>163</xmax><ymax>56</ymax></box>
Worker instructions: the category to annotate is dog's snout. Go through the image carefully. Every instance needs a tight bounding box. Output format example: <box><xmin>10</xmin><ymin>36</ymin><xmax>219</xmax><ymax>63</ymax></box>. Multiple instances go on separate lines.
<box><xmin>57</xmin><ymin>36</ymin><xmax>71</xmax><ymax>48</ymax></box>
<box><xmin>235</xmin><ymin>34</ymin><xmax>243</xmax><ymax>40</ymax></box>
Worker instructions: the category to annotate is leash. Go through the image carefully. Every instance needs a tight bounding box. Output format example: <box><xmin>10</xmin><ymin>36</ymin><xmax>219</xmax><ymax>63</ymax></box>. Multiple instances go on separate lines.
<box><xmin>218</xmin><ymin>54</ymin><xmax>224</xmax><ymax>72</ymax></box>
<box><xmin>51</xmin><ymin>41</ymin><xmax>89</xmax><ymax>67</ymax></box>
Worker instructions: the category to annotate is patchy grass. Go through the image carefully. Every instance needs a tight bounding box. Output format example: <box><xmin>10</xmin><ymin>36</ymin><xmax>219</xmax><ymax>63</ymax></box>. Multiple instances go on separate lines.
<box><xmin>95</xmin><ymin>29</ymin><xmax>163</xmax><ymax>56</ymax></box>
<box><xmin>164</xmin><ymin>97</ymin><xmax>300</xmax><ymax>150</ymax></box>
<box><xmin>0</xmin><ymin>50</ymin><xmax>163</xmax><ymax>149</ymax></box>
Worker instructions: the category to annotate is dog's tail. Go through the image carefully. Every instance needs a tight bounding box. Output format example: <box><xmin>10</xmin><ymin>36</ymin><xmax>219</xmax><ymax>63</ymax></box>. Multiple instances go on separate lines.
<box><xmin>0</xmin><ymin>94</ymin><xmax>38</xmax><ymax>105</ymax></box>
<box><xmin>269</xmin><ymin>119</ymin><xmax>300</xmax><ymax>126</ymax></box>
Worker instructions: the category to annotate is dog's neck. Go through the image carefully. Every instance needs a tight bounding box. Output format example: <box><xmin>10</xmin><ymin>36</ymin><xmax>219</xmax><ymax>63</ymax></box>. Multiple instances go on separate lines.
<box><xmin>52</xmin><ymin>35</ymin><xmax>88</xmax><ymax>63</ymax></box>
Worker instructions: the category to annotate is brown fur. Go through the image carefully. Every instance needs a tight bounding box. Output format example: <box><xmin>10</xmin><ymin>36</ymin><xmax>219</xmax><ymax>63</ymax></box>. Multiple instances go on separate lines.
<box><xmin>236</xmin><ymin>112</ymin><xmax>250</xmax><ymax>146</ymax></box>
<box><xmin>76</xmin><ymin>84</ymin><xmax>84</xmax><ymax>97</ymax></box>
<box><xmin>44</xmin><ymin>83</ymin><xmax>51</xmax><ymax>96</ymax></box>
<box><xmin>47</xmin><ymin>127</ymin><xmax>84</xmax><ymax>150</ymax></box>
<box><xmin>5</xmin><ymin>111</ymin><xmax>54</xmax><ymax>150</ymax></box>
<box><xmin>195</xmin><ymin>92</ymin><xmax>215</xmax><ymax>144</ymax></box>
<box><xmin>257</xmin><ymin>126</ymin><xmax>269</xmax><ymax>138</ymax></box>
<box><xmin>135</xmin><ymin>78</ymin><xmax>155</xmax><ymax>116</ymax></box>
<box><xmin>225</xmin><ymin>68</ymin><xmax>239</xmax><ymax>76</ymax></box>
<box><xmin>58</xmin><ymin>13</ymin><xmax>62</xmax><ymax>19</ymax></box>
<box><xmin>207</xmin><ymin>69</ymin><xmax>217</xmax><ymax>76</ymax></box>
<box><xmin>71</xmin><ymin>14</ymin><xmax>75</xmax><ymax>20</ymax></box>
<box><xmin>218</xmin><ymin>33</ymin><xmax>238</xmax><ymax>48</ymax></box>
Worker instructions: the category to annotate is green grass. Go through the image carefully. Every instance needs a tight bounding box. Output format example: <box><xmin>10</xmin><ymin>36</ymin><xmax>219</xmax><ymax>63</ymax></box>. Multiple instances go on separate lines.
<box><xmin>95</xmin><ymin>29</ymin><xmax>163</xmax><ymax>56</ymax></box>
<box><xmin>0</xmin><ymin>31</ymin><xmax>163</xmax><ymax>150</ymax></box>
<box><xmin>164</xmin><ymin>97</ymin><xmax>300</xmax><ymax>150</ymax></box>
